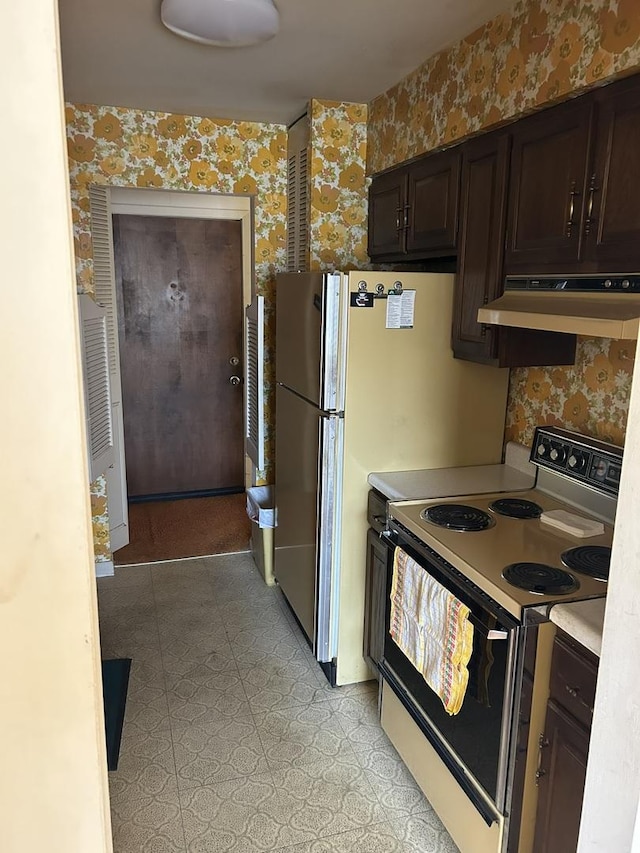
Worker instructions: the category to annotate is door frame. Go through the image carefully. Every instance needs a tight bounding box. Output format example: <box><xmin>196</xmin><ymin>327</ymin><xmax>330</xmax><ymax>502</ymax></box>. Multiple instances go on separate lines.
<box><xmin>105</xmin><ymin>187</ymin><xmax>254</xmax><ymax>551</ymax></box>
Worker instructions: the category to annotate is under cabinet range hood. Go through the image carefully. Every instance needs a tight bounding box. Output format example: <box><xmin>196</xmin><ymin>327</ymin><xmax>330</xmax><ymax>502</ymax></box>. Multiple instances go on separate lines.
<box><xmin>478</xmin><ymin>275</ymin><xmax>640</xmax><ymax>339</ymax></box>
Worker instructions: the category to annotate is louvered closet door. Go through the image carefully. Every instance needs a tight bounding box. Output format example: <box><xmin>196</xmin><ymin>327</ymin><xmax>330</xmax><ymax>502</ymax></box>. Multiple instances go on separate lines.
<box><xmin>78</xmin><ymin>294</ymin><xmax>115</xmax><ymax>480</ymax></box>
<box><xmin>287</xmin><ymin>115</ymin><xmax>309</xmax><ymax>272</ymax></box>
<box><xmin>89</xmin><ymin>185</ymin><xmax>129</xmax><ymax>550</ymax></box>
<box><xmin>245</xmin><ymin>295</ymin><xmax>265</xmax><ymax>471</ymax></box>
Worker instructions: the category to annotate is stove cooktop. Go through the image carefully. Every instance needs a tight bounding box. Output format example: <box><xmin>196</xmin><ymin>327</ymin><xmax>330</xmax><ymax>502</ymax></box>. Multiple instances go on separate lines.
<box><xmin>389</xmin><ymin>489</ymin><xmax>613</xmax><ymax>619</ymax></box>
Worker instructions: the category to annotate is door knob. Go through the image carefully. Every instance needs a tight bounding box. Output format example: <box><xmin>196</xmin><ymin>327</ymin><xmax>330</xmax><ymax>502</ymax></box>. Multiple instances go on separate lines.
<box><xmin>229</xmin><ymin>375</ymin><xmax>241</xmax><ymax>386</ymax></box>
<box><xmin>229</xmin><ymin>356</ymin><xmax>240</xmax><ymax>366</ymax></box>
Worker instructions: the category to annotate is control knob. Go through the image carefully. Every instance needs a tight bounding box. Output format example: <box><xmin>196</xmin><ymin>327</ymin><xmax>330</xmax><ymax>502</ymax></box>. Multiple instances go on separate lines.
<box><xmin>536</xmin><ymin>442</ymin><xmax>548</xmax><ymax>457</ymax></box>
<box><xmin>549</xmin><ymin>445</ymin><xmax>567</xmax><ymax>464</ymax></box>
<box><xmin>568</xmin><ymin>452</ymin><xmax>587</xmax><ymax>472</ymax></box>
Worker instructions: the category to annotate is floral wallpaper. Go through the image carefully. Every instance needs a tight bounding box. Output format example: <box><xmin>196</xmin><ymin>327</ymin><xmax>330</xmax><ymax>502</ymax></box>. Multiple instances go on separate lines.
<box><xmin>367</xmin><ymin>0</ymin><xmax>640</xmax><ymax>451</ymax></box>
<box><xmin>66</xmin><ymin>103</ymin><xmax>287</xmax><ymax>562</ymax></box>
<box><xmin>506</xmin><ymin>337</ymin><xmax>637</xmax><ymax>448</ymax></box>
<box><xmin>368</xmin><ymin>0</ymin><xmax>640</xmax><ymax>174</ymax></box>
<box><xmin>308</xmin><ymin>100</ymin><xmax>369</xmax><ymax>271</ymax></box>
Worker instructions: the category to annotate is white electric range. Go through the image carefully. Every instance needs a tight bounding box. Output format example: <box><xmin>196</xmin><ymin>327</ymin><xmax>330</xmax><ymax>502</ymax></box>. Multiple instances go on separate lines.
<box><xmin>379</xmin><ymin>426</ymin><xmax>623</xmax><ymax>853</ymax></box>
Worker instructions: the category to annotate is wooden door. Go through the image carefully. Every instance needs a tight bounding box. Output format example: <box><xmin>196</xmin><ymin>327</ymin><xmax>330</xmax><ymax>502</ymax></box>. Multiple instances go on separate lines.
<box><xmin>406</xmin><ymin>147</ymin><xmax>460</xmax><ymax>255</ymax></box>
<box><xmin>113</xmin><ymin>214</ymin><xmax>244</xmax><ymax>499</ymax></box>
<box><xmin>586</xmin><ymin>76</ymin><xmax>640</xmax><ymax>269</ymax></box>
<box><xmin>367</xmin><ymin>168</ymin><xmax>408</xmax><ymax>258</ymax></box>
<box><xmin>505</xmin><ymin>99</ymin><xmax>593</xmax><ymax>270</ymax></box>
<box><xmin>453</xmin><ymin>132</ymin><xmax>510</xmax><ymax>363</ymax></box>
<box><xmin>533</xmin><ymin>700</ymin><xmax>590</xmax><ymax>853</ymax></box>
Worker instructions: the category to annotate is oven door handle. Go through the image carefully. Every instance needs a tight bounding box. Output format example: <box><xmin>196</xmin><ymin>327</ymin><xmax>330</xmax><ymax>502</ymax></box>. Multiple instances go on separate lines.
<box><xmin>467</xmin><ymin>618</ymin><xmax>509</xmax><ymax>641</ymax></box>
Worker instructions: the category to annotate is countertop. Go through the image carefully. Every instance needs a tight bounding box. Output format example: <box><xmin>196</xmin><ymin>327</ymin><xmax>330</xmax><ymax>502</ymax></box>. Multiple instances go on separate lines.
<box><xmin>368</xmin><ymin>441</ymin><xmax>535</xmax><ymax>501</ymax></box>
<box><xmin>550</xmin><ymin>598</ymin><xmax>606</xmax><ymax>657</ymax></box>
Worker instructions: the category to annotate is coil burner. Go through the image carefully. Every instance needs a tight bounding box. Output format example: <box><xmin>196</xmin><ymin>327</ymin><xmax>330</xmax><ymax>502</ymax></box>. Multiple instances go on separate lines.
<box><xmin>489</xmin><ymin>498</ymin><xmax>543</xmax><ymax>519</ymax></box>
<box><xmin>502</xmin><ymin>562</ymin><xmax>580</xmax><ymax>595</ymax></box>
<box><xmin>421</xmin><ymin>504</ymin><xmax>495</xmax><ymax>532</ymax></box>
<box><xmin>561</xmin><ymin>545</ymin><xmax>611</xmax><ymax>581</ymax></box>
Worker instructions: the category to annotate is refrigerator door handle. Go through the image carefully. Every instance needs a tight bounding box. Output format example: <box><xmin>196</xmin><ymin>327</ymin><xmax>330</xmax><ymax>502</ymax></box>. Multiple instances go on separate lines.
<box><xmin>315</xmin><ymin>412</ymin><xmax>344</xmax><ymax>664</ymax></box>
<box><xmin>320</xmin><ymin>273</ymin><xmax>346</xmax><ymax>413</ymax></box>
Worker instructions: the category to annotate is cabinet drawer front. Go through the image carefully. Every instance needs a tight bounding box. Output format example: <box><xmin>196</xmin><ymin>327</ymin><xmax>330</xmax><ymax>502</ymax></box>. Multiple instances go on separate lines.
<box><xmin>549</xmin><ymin>635</ymin><xmax>598</xmax><ymax>728</ymax></box>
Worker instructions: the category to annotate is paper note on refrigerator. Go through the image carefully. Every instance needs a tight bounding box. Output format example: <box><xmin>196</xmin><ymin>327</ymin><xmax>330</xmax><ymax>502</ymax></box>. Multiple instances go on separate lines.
<box><xmin>386</xmin><ymin>290</ymin><xmax>416</xmax><ymax>329</ymax></box>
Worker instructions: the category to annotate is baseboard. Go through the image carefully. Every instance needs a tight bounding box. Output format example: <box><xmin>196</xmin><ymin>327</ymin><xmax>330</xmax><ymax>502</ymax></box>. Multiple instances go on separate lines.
<box><xmin>129</xmin><ymin>487</ymin><xmax>245</xmax><ymax>504</ymax></box>
<box><xmin>95</xmin><ymin>559</ymin><xmax>115</xmax><ymax>578</ymax></box>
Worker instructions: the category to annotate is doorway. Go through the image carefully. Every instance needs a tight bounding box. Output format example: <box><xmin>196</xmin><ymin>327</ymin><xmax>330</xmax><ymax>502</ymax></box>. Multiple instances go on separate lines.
<box><xmin>99</xmin><ymin>188</ymin><xmax>254</xmax><ymax>564</ymax></box>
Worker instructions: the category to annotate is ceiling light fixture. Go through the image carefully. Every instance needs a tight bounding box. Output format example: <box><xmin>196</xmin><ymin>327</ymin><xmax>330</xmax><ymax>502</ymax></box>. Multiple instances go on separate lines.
<box><xmin>160</xmin><ymin>0</ymin><xmax>280</xmax><ymax>47</ymax></box>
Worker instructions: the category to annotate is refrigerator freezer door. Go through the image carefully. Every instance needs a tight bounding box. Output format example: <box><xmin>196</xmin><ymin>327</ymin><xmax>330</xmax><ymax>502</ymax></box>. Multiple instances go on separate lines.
<box><xmin>275</xmin><ymin>272</ymin><xmax>344</xmax><ymax>411</ymax></box>
<box><xmin>273</xmin><ymin>384</ymin><xmax>320</xmax><ymax>643</ymax></box>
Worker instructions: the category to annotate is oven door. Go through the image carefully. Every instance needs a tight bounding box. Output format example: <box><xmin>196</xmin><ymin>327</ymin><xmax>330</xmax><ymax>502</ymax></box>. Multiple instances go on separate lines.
<box><xmin>380</xmin><ymin>523</ymin><xmax>521</xmax><ymax>823</ymax></box>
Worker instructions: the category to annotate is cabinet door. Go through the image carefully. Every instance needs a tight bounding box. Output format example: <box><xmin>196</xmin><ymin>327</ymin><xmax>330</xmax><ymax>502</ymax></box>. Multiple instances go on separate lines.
<box><xmin>533</xmin><ymin>700</ymin><xmax>590</xmax><ymax>853</ymax></box>
<box><xmin>406</xmin><ymin>148</ymin><xmax>461</xmax><ymax>254</ymax></box>
<box><xmin>453</xmin><ymin>133</ymin><xmax>510</xmax><ymax>363</ymax></box>
<box><xmin>364</xmin><ymin>528</ymin><xmax>389</xmax><ymax>677</ymax></box>
<box><xmin>368</xmin><ymin>168</ymin><xmax>408</xmax><ymax>258</ymax></box>
<box><xmin>505</xmin><ymin>99</ymin><xmax>593</xmax><ymax>270</ymax></box>
<box><xmin>585</xmin><ymin>76</ymin><xmax>640</xmax><ymax>269</ymax></box>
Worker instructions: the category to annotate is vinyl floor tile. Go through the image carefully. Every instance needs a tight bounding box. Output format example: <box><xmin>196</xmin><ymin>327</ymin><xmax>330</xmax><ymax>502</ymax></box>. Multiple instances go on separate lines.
<box><xmin>390</xmin><ymin>814</ymin><xmax>460</xmax><ymax>852</ymax></box>
<box><xmin>99</xmin><ymin>552</ymin><xmax>459</xmax><ymax>853</ymax></box>
<box><xmin>110</xmin><ymin>781</ymin><xmax>186</xmax><ymax>853</ymax></box>
<box><xmin>270</xmin><ymin>755</ymin><xmax>386</xmax><ymax>839</ymax></box>
<box><xmin>180</xmin><ymin>774</ymin><xmax>315</xmax><ymax>853</ymax></box>
<box><xmin>254</xmin><ymin>702</ymin><xmax>357</xmax><ymax>772</ymax></box>
<box><xmin>171</xmin><ymin>714</ymin><xmax>269</xmax><ymax>789</ymax></box>
<box><xmin>273</xmin><ymin>822</ymin><xmax>404</xmax><ymax>853</ymax></box>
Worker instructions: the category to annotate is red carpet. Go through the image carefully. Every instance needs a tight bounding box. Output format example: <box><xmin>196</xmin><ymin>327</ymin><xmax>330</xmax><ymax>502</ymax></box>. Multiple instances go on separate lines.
<box><xmin>114</xmin><ymin>493</ymin><xmax>251</xmax><ymax>565</ymax></box>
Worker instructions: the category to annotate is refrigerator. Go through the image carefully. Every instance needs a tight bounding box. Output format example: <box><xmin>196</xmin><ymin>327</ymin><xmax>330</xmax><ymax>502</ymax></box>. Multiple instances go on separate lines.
<box><xmin>274</xmin><ymin>271</ymin><xmax>510</xmax><ymax>686</ymax></box>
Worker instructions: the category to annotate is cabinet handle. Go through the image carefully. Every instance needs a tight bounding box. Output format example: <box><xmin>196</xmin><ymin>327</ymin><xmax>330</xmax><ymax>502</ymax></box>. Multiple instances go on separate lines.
<box><xmin>535</xmin><ymin>768</ymin><xmax>547</xmax><ymax>785</ymax></box>
<box><xmin>565</xmin><ymin>685</ymin><xmax>580</xmax><ymax>698</ymax></box>
<box><xmin>566</xmin><ymin>180</ymin><xmax>581</xmax><ymax>237</ymax></box>
<box><xmin>584</xmin><ymin>173</ymin><xmax>599</xmax><ymax>235</ymax></box>
<box><xmin>396</xmin><ymin>206</ymin><xmax>403</xmax><ymax>232</ymax></box>
<box><xmin>403</xmin><ymin>203</ymin><xmax>410</xmax><ymax>230</ymax></box>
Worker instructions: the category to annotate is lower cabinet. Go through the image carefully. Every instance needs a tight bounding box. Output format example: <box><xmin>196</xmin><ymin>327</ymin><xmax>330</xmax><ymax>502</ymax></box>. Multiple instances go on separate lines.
<box><xmin>533</xmin><ymin>632</ymin><xmax>598</xmax><ymax>853</ymax></box>
<box><xmin>364</xmin><ymin>527</ymin><xmax>388</xmax><ymax>678</ymax></box>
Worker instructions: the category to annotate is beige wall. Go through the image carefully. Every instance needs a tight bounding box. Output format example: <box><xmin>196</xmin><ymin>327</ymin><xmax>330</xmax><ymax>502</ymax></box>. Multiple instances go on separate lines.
<box><xmin>579</xmin><ymin>337</ymin><xmax>640</xmax><ymax>851</ymax></box>
<box><xmin>1</xmin><ymin>2</ymin><xmax>111</xmax><ymax>851</ymax></box>
<box><xmin>367</xmin><ymin>0</ymin><xmax>640</xmax><ymax>450</ymax></box>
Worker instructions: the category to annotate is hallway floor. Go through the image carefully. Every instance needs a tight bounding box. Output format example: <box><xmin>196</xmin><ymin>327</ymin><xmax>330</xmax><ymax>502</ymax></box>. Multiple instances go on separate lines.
<box><xmin>97</xmin><ymin>552</ymin><xmax>459</xmax><ymax>853</ymax></box>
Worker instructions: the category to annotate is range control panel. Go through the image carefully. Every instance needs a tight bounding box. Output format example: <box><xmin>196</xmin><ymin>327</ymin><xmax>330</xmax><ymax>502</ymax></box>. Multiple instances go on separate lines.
<box><xmin>531</xmin><ymin>426</ymin><xmax>623</xmax><ymax>497</ymax></box>
<box><xmin>505</xmin><ymin>275</ymin><xmax>640</xmax><ymax>292</ymax></box>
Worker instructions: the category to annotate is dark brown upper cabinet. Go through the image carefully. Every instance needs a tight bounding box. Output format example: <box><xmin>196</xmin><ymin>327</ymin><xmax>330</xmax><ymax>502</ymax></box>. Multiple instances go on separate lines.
<box><xmin>405</xmin><ymin>149</ymin><xmax>460</xmax><ymax>254</ymax></box>
<box><xmin>505</xmin><ymin>73</ymin><xmax>640</xmax><ymax>274</ymax></box>
<box><xmin>368</xmin><ymin>147</ymin><xmax>461</xmax><ymax>261</ymax></box>
<box><xmin>453</xmin><ymin>132</ymin><xmax>510</xmax><ymax>363</ymax></box>
<box><xmin>453</xmin><ymin>131</ymin><xmax>576</xmax><ymax>367</ymax></box>
<box><xmin>367</xmin><ymin>167</ymin><xmax>408</xmax><ymax>258</ymax></box>
<box><xmin>505</xmin><ymin>98</ymin><xmax>594</xmax><ymax>271</ymax></box>
<box><xmin>585</xmin><ymin>75</ymin><xmax>640</xmax><ymax>268</ymax></box>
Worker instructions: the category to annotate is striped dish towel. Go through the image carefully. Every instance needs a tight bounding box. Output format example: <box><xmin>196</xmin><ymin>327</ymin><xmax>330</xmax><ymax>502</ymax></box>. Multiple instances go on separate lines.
<box><xmin>390</xmin><ymin>547</ymin><xmax>474</xmax><ymax>716</ymax></box>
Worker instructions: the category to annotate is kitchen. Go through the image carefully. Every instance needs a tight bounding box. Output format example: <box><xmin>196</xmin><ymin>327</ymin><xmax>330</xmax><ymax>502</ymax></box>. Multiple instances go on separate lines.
<box><xmin>3</xmin><ymin>1</ymin><xmax>636</xmax><ymax>849</ymax></box>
